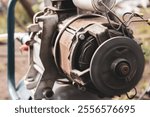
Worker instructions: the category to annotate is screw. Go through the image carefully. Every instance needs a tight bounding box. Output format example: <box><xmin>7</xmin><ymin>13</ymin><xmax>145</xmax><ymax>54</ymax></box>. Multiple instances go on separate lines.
<box><xmin>78</xmin><ymin>34</ymin><xmax>85</xmax><ymax>40</ymax></box>
<box><xmin>43</xmin><ymin>88</ymin><xmax>54</xmax><ymax>99</ymax></box>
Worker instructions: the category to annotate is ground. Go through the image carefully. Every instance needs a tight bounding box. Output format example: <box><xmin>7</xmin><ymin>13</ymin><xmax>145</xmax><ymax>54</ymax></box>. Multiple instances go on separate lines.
<box><xmin>0</xmin><ymin>41</ymin><xmax>28</xmax><ymax>99</ymax></box>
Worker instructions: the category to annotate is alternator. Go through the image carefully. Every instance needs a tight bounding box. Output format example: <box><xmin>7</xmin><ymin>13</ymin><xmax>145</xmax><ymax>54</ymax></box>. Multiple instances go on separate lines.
<box><xmin>54</xmin><ymin>15</ymin><xmax>145</xmax><ymax>97</ymax></box>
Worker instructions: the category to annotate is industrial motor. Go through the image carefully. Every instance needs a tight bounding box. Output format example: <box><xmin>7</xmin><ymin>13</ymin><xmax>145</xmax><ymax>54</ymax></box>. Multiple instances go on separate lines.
<box><xmin>20</xmin><ymin>0</ymin><xmax>145</xmax><ymax>99</ymax></box>
<box><xmin>55</xmin><ymin>15</ymin><xmax>145</xmax><ymax>97</ymax></box>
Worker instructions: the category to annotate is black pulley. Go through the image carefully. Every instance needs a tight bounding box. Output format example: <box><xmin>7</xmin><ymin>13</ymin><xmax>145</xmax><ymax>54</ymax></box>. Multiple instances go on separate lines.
<box><xmin>90</xmin><ymin>36</ymin><xmax>145</xmax><ymax>97</ymax></box>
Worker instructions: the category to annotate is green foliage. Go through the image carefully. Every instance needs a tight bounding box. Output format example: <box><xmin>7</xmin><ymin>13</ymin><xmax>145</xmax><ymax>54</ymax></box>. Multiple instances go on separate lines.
<box><xmin>0</xmin><ymin>2</ymin><xmax>32</xmax><ymax>34</ymax></box>
<box><xmin>138</xmin><ymin>25</ymin><xmax>150</xmax><ymax>62</ymax></box>
<box><xmin>0</xmin><ymin>13</ymin><xmax>7</xmax><ymax>34</ymax></box>
<box><xmin>143</xmin><ymin>42</ymin><xmax>150</xmax><ymax>62</ymax></box>
<box><xmin>15</xmin><ymin>2</ymin><xmax>32</xmax><ymax>32</ymax></box>
<box><xmin>138</xmin><ymin>8</ymin><xmax>150</xmax><ymax>62</ymax></box>
<box><xmin>32</xmin><ymin>0</ymin><xmax>42</xmax><ymax>12</ymax></box>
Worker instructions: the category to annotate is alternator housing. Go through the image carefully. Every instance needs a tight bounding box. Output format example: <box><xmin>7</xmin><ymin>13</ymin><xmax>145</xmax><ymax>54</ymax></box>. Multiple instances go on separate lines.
<box><xmin>54</xmin><ymin>15</ymin><xmax>145</xmax><ymax>97</ymax></box>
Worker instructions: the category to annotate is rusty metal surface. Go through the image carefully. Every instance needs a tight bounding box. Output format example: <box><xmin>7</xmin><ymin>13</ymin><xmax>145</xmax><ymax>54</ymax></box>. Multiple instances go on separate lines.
<box><xmin>58</xmin><ymin>16</ymin><xmax>108</xmax><ymax>76</ymax></box>
<box><xmin>69</xmin><ymin>16</ymin><xmax>108</xmax><ymax>30</ymax></box>
<box><xmin>56</xmin><ymin>17</ymin><xmax>110</xmax><ymax>91</ymax></box>
<box><xmin>59</xmin><ymin>30</ymin><xmax>74</xmax><ymax>75</ymax></box>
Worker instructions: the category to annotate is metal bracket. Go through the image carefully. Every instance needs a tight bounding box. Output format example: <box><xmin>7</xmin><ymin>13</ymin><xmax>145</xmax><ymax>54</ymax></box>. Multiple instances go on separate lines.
<box><xmin>33</xmin><ymin>14</ymin><xmax>60</xmax><ymax>99</ymax></box>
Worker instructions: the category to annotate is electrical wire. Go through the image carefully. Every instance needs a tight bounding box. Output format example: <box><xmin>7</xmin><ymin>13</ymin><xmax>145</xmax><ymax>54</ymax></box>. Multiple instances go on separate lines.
<box><xmin>97</xmin><ymin>0</ymin><xmax>127</xmax><ymax>33</ymax></box>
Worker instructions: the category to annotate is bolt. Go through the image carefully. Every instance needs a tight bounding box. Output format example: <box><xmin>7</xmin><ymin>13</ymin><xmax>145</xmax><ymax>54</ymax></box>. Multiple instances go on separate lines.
<box><xmin>43</xmin><ymin>89</ymin><xmax>54</xmax><ymax>99</ymax></box>
<box><xmin>78</xmin><ymin>34</ymin><xmax>85</xmax><ymax>40</ymax></box>
<box><xmin>111</xmin><ymin>59</ymin><xmax>131</xmax><ymax>78</ymax></box>
<box><xmin>118</xmin><ymin>63</ymin><xmax>130</xmax><ymax>76</ymax></box>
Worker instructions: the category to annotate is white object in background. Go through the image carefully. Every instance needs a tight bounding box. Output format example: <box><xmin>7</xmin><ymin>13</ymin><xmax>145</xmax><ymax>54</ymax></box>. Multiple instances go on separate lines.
<box><xmin>115</xmin><ymin>0</ymin><xmax>150</xmax><ymax>15</ymax></box>
<box><xmin>73</xmin><ymin>0</ymin><xmax>116</xmax><ymax>12</ymax></box>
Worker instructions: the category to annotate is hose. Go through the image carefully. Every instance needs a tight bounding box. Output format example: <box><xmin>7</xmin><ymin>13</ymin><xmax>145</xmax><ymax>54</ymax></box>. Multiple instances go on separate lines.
<box><xmin>7</xmin><ymin>0</ymin><xmax>19</xmax><ymax>100</ymax></box>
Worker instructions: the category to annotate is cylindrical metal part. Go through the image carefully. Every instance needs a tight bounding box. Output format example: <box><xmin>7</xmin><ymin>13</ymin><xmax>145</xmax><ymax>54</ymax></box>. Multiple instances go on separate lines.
<box><xmin>73</xmin><ymin>0</ymin><xmax>94</xmax><ymax>11</ymax></box>
<box><xmin>73</xmin><ymin>0</ymin><xmax>116</xmax><ymax>12</ymax></box>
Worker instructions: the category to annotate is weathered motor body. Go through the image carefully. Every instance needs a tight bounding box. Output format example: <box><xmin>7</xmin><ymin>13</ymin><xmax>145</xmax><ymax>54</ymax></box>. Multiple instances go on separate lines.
<box><xmin>17</xmin><ymin>0</ymin><xmax>146</xmax><ymax>100</ymax></box>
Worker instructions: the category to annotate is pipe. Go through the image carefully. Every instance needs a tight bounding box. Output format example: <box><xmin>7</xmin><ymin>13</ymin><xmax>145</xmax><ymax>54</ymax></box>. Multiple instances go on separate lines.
<box><xmin>73</xmin><ymin>0</ymin><xmax>94</xmax><ymax>11</ymax></box>
<box><xmin>7</xmin><ymin>0</ymin><xmax>19</xmax><ymax>100</ymax></box>
<box><xmin>72</xmin><ymin>0</ymin><xmax>116</xmax><ymax>12</ymax></box>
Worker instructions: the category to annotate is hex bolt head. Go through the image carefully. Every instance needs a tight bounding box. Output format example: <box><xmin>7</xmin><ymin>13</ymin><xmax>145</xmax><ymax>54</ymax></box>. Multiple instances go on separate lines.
<box><xmin>78</xmin><ymin>34</ymin><xmax>85</xmax><ymax>40</ymax></box>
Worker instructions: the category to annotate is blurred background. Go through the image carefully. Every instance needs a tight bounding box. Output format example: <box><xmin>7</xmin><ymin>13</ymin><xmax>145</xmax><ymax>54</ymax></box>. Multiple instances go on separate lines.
<box><xmin>0</xmin><ymin>0</ymin><xmax>43</xmax><ymax>99</ymax></box>
<box><xmin>0</xmin><ymin>0</ymin><xmax>150</xmax><ymax>100</ymax></box>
